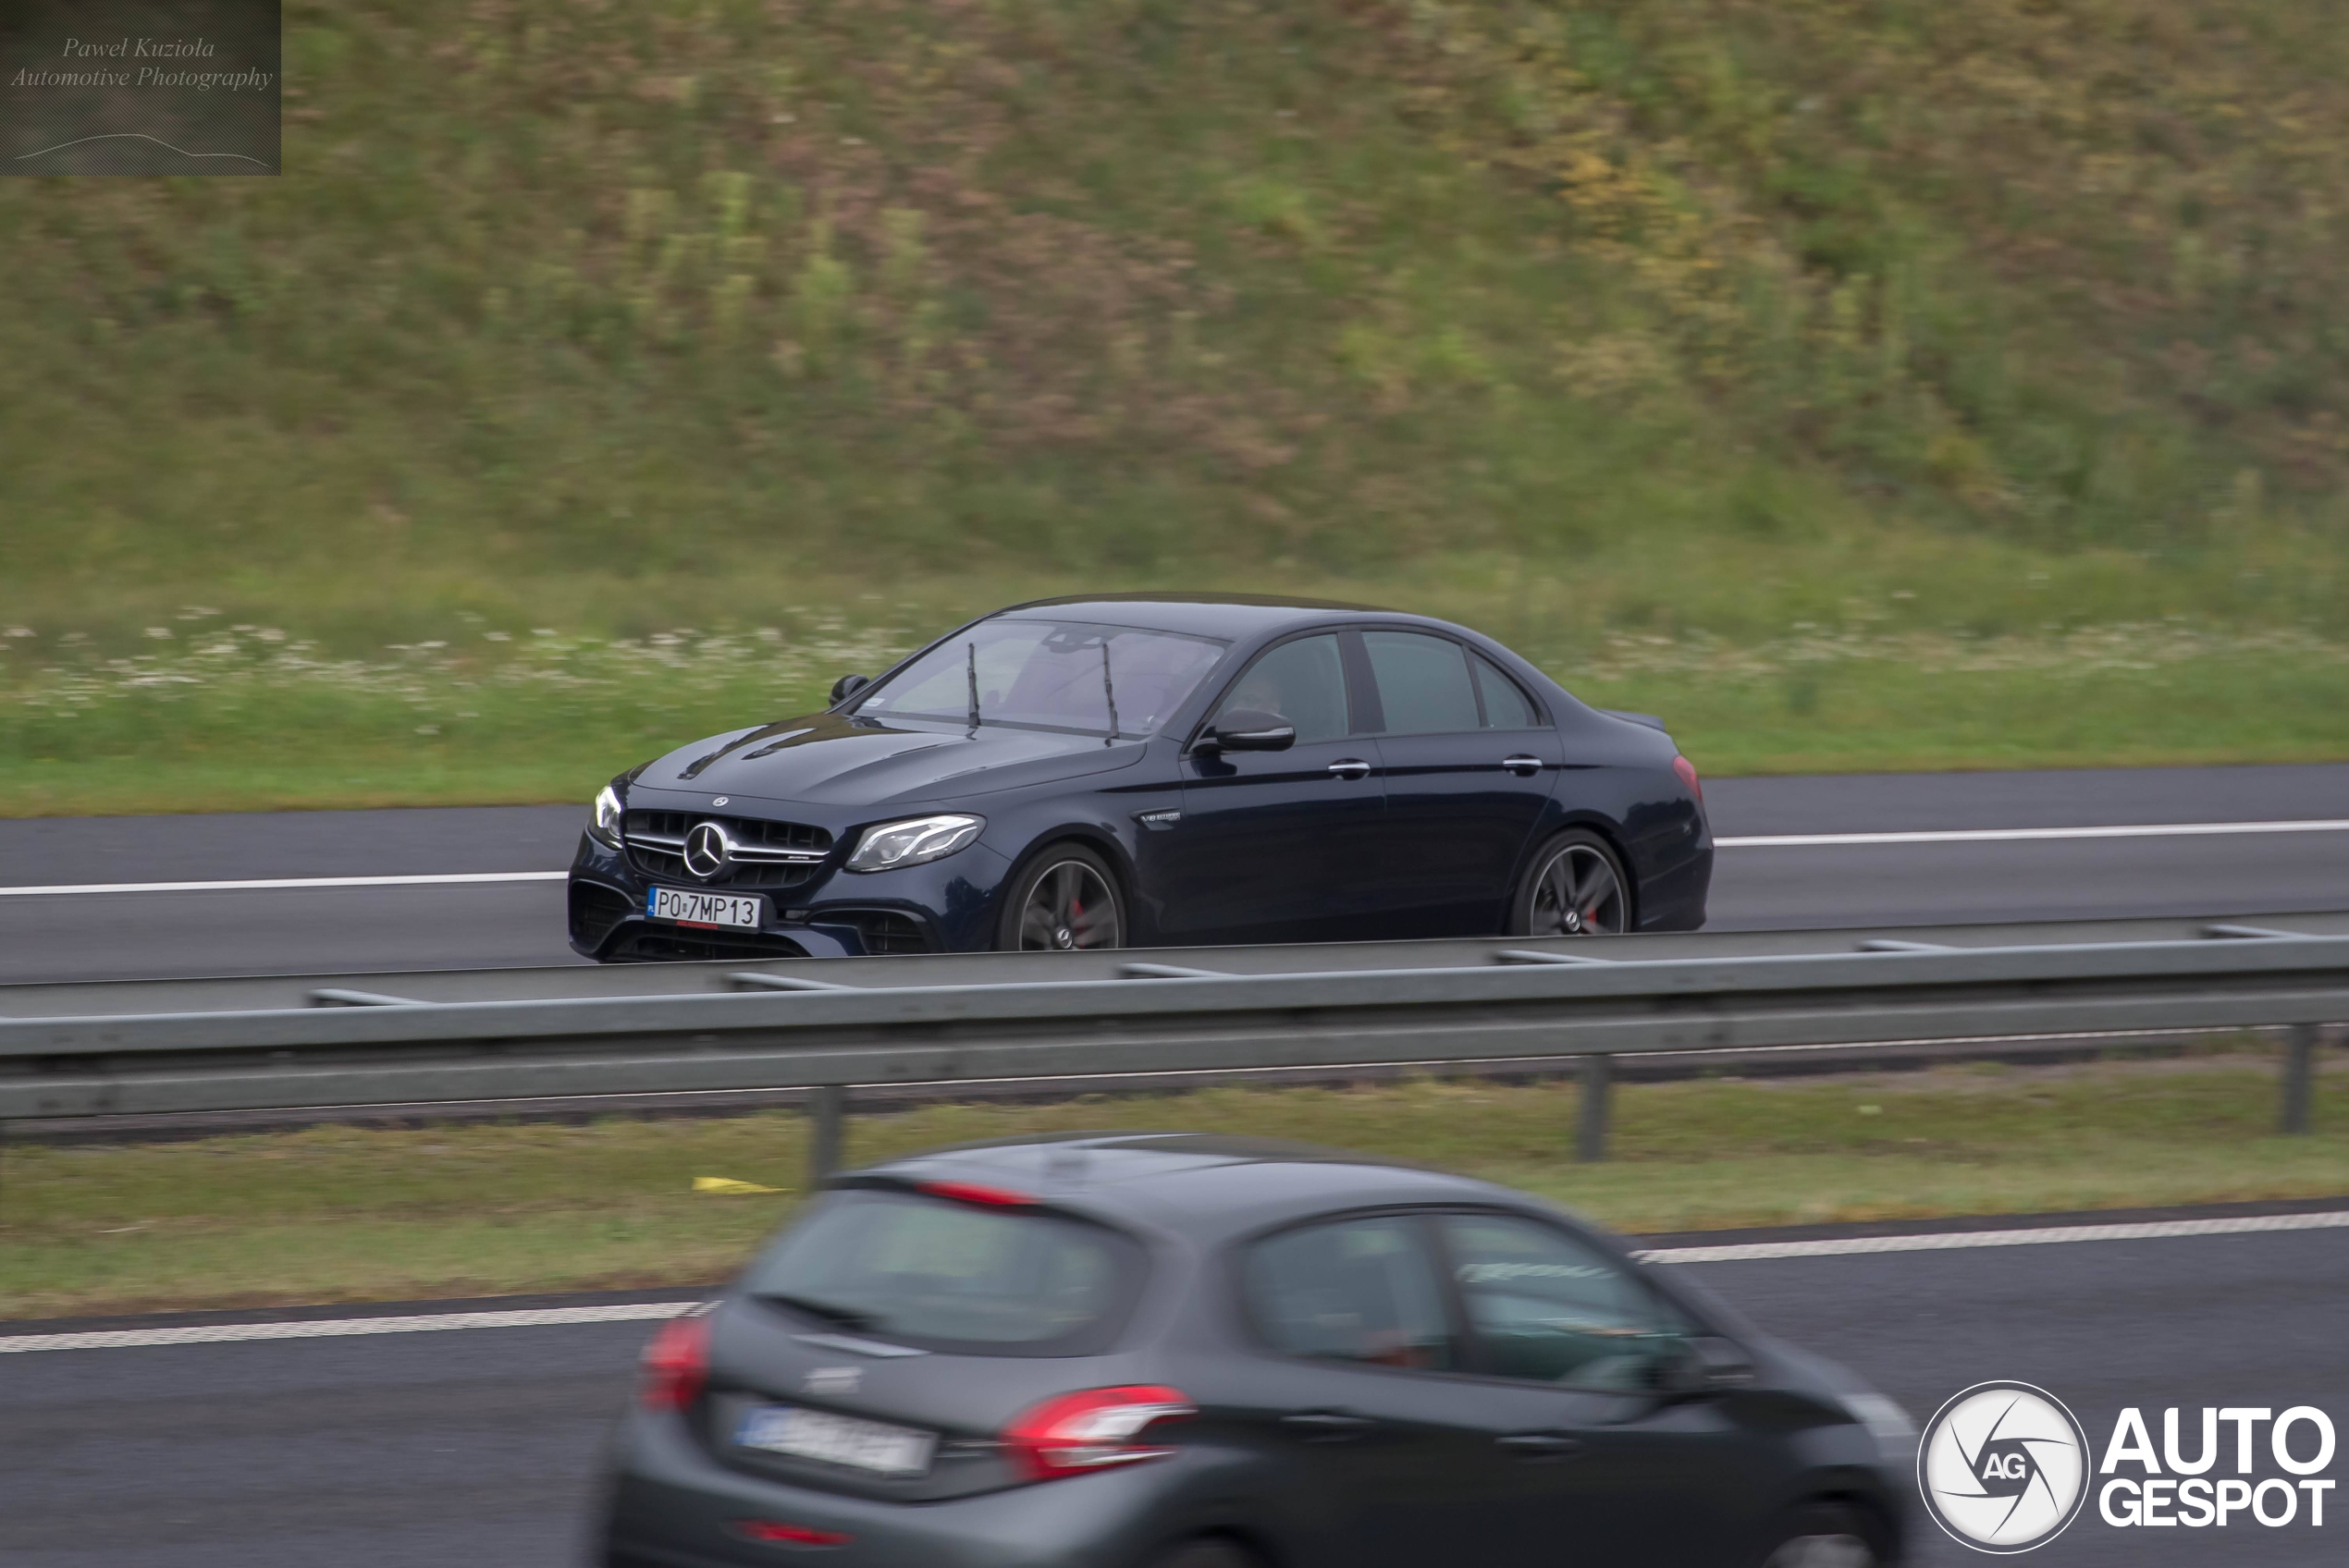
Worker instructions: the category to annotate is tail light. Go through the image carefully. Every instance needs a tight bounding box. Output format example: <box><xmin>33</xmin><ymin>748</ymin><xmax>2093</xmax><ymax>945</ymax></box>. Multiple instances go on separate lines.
<box><xmin>1671</xmin><ymin>754</ymin><xmax>1704</xmax><ymax>805</ymax></box>
<box><xmin>640</xmin><ymin>1312</ymin><xmax>710</xmax><ymax>1413</ymax></box>
<box><xmin>1003</xmin><ymin>1385</ymin><xmax>1196</xmax><ymax>1480</ymax></box>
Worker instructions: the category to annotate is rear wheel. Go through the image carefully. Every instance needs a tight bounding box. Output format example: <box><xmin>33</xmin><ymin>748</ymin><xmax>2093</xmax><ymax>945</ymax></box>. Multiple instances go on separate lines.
<box><xmin>1756</xmin><ymin>1502</ymin><xmax>1882</xmax><ymax>1568</ymax></box>
<box><xmin>1508</xmin><ymin>829</ymin><xmax>1630</xmax><ymax>937</ymax></box>
<box><xmin>1147</xmin><ymin>1539</ymin><xmax>1254</xmax><ymax>1568</ymax></box>
<box><xmin>998</xmin><ymin>843</ymin><xmax>1125</xmax><ymax>951</ymax></box>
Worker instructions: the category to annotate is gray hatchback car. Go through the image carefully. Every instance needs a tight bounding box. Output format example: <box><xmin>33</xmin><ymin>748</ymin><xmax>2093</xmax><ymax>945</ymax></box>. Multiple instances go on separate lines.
<box><xmin>597</xmin><ymin>1134</ymin><xmax>1912</xmax><ymax>1568</ymax></box>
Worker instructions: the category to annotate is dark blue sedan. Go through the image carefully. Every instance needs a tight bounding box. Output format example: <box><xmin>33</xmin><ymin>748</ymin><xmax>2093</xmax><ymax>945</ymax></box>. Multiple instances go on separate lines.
<box><xmin>567</xmin><ymin>594</ymin><xmax>1710</xmax><ymax>960</ymax></box>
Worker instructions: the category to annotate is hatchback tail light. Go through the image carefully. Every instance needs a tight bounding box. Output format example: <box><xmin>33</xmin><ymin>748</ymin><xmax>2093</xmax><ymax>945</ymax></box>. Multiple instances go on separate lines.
<box><xmin>1671</xmin><ymin>754</ymin><xmax>1704</xmax><ymax>805</ymax></box>
<box><xmin>1002</xmin><ymin>1385</ymin><xmax>1196</xmax><ymax>1480</ymax></box>
<box><xmin>640</xmin><ymin>1312</ymin><xmax>710</xmax><ymax>1412</ymax></box>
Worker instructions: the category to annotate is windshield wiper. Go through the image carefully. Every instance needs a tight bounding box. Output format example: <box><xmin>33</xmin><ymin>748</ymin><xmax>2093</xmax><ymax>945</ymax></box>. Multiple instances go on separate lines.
<box><xmin>1100</xmin><ymin>638</ymin><xmax>1119</xmax><ymax>744</ymax></box>
<box><xmin>965</xmin><ymin>642</ymin><xmax>980</xmax><ymax>735</ymax></box>
<box><xmin>758</xmin><ymin>1292</ymin><xmax>879</xmax><ymax>1331</ymax></box>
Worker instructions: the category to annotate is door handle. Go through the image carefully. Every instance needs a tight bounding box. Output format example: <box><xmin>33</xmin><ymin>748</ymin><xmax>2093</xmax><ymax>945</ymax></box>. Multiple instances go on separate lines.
<box><xmin>1282</xmin><ymin>1410</ymin><xmax>1375</xmax><ymax>1440</ymax></box>
<box><xmin>1327</xmin><ymin>759</ymin><xmax>1371</xmax><ymax>781</ymax></box>
<box><xmin>1501</xmin><ymin>754</ymin><xmax>1543</xmax><ymax>777</ymax></box>
<box><xmin>1496</xmin><ymin>1431</ymin><xmax>1585</xmax><ymax>1459</ymax></box>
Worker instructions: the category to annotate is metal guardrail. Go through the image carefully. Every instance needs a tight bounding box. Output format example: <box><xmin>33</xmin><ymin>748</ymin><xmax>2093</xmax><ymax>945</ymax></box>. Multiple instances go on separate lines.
<box><xmin>2</xmin><ymin>913</ymin><xmax>2343</xmax><ymax>1170</ymax></box>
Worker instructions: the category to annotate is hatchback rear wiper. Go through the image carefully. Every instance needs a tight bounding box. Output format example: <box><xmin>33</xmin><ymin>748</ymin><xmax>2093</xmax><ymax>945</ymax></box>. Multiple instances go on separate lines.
<box><xmin>757</xmin><ymin>1292</ymin><xmax>880</xmax><ymax>1332</ymax></box>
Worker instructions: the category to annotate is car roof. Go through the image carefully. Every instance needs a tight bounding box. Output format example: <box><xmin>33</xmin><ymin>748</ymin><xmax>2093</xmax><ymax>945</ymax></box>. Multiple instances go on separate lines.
<box><xmin>850</xmin><ymin>1132</ymin><xmax>1546</xmax><ymax>1243</ymax></box>
<box><xmin>990</xmin><ymin>593</ymin><xmax>1394</xmax><ymax>641</ymax></box>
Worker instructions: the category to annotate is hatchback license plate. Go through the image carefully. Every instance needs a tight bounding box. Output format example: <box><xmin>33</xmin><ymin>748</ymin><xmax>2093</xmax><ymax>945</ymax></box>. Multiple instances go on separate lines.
<box><xmin>647</xmin><ymin>887</ymin><xmax>763</xmax><ymax>929</ymax></box>
<box><xmin>736</xmin><ymin>1404</ymin><xmax>936</xmax><ymax>1476</ymax></box>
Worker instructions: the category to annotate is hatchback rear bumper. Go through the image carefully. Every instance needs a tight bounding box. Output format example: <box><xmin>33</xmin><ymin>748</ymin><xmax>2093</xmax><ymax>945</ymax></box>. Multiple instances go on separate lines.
<box><xmin>601</xmin><ymin>1414</ymin><xmax>1193</xmax><ymax>1568</ymax></box>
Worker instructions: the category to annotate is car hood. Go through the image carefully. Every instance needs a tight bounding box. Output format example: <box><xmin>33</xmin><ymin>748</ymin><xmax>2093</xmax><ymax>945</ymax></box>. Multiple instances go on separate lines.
<box><xmin>632</xmin><ymin>712</ymin><xmax>1145</xmax><ymax>808</ymax></box>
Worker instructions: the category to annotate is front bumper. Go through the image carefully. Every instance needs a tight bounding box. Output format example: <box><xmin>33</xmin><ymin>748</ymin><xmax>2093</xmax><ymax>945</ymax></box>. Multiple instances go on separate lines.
<box><xmin>568</xmin><ymin>834</ymin><xmax>1011</xmax><ymax>960</ymax></box>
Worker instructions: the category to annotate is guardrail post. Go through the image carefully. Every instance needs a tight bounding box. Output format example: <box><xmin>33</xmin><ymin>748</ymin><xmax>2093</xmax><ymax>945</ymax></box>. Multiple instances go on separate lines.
<box><xmin>808</xmin><ymin>1084</ymin><xmax>845</xmax><ymax>1186</ymax></box>
<box><xmin>1576</xmin><ymin>1054</ymin><xmax>1612</xmax><ymax>1163</ymax></box>
<box><xmin>2281</xmin><ymin>1024</ymin><xmax>2318</xmax><ymax>1135</ymax></box>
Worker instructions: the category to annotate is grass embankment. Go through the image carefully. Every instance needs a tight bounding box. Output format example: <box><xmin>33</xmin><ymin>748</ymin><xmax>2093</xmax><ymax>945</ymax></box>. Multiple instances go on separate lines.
<box><xmin>6</xmin><ymin>0</ymin><xmax>2349</xmax><ymax>809</ymax></box>
<box><xmin>6</xmin><ymin>1056</ymin><xmax>2343</xmax><ymax>1319</ymax></box>
<box><xmin>6</xmin><ymin>612</ymin><xmax>2345</xmax><ymax>817</ymax></box>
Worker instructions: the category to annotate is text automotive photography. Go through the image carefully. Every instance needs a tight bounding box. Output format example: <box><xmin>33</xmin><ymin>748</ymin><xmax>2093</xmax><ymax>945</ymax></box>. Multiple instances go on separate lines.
<box><xmin>2</xmin><ymin>0</ymin><xmax>277</xmax><ymax>175</ymax></box>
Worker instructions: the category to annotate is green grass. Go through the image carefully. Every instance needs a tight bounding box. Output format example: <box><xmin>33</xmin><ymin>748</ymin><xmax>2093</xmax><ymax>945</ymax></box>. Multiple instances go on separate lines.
<box><xmin>4</xmin><ymin>598</ymin><xmax>2344</xmax><ymax>817</ymax></box>
<box><xmin>6</xmin><ymin>0</ymin><xmax>2349</xmax><ymax>808</ymax></box>
<box><xmin>6</xmin><ymin>1056</ymin><xmax>2343</xmax><ymax>1318</ymax></box>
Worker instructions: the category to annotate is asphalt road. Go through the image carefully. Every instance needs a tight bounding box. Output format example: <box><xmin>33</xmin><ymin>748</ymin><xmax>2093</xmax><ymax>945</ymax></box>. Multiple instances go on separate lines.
<box><xmin>0</xmin><ymin>763</ymin><xmax>2343</xmax><ymax>982</ymax></box>
<box><xmin>6</xmin><ymin>1221</ymin><xmax>2341</xmax><ymax>1567</ymax></box>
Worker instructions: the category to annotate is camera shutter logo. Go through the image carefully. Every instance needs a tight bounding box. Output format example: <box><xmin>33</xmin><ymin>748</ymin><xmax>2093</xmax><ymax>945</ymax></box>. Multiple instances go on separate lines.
<box><xmin>1918</xmin><ymin>1381</ymin><xmax>2091</xmax><ymax>1553</ymax></box>
<box><xmin>683</xmin><ymin>822</ymin><xmax>734</xmax><ymax>880</ymax></box>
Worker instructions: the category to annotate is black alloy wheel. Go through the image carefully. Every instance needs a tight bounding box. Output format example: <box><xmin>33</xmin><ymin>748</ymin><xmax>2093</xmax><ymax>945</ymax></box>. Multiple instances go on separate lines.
<box><xmin>1001</xmin><ymin>844</ymin><xmax>1125</xmax><ymax>951</ymax></box>
<box><xmin>1513</xmin><ymin>829</ymin><xmax>1630</xmax><ymax>937</ymax></box>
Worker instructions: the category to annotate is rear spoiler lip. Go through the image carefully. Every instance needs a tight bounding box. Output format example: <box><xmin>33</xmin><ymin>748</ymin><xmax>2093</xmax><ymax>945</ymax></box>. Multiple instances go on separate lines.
<box><xmin>1597</xmin><ymin>708</ymin><xmax>1670</xmax><ymax>733</ymax></box>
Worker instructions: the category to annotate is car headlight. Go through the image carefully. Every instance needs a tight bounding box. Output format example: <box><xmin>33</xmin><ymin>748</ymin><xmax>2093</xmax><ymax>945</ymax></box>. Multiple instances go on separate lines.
<box><xmin>846</xmin><ymin>814</ymin><xmax>984</xmax><ymax>873</ymax></box>
<box><xmin>587</xmin><ymin>784</ymin><xmax>626</xmax><ymax>850</ymax></box>
<box><xmin>1841</xmin><ymin>1391</ymin><xmax>1917</xmax><ymax>1458</ymax></box>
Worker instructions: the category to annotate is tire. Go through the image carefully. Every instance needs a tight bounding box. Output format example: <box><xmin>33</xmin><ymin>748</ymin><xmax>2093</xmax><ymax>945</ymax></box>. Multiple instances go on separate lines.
<box><xmin>1754</xmin><ymin>1501</ymin><xmax>1884</xmax><ymax>1568</ymax></box>
<box><xmin>997</xmin><ymin>842</ymin><xmax>1126</xmax><ymax>951</ymax></box>
<box><xmin>1148</xmin><ymin>1539</ymin><xmax>1254</xmax><ymax>1568</ymax></box>
<box><xmin>1508</xmin><ymin>828</ymin><xmax>1631</xmax><ymax>937</ymax></box>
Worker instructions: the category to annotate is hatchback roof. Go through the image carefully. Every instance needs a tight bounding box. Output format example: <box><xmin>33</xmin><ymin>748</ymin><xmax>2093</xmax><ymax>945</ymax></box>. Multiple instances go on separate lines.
<box><xmin>856</xmin><ymin>1131</ymin><xmax>1522</xmax><ymax>1240</ymax></box>
<box><xmin>992</xmin><ymin>593</ymin><xmax>1393</xmax><ymax>640</ymax></box>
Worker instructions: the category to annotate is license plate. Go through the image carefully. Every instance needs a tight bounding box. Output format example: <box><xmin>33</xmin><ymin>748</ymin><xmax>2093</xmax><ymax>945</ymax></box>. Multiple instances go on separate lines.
<box><xmin>647</xmin><ymin>887</ymin><xmax>764</xmax><ymax>929</ymax></box>
<box><xmin>736</xmin><ymin>1404</ymin><xmax>936</xmax><ymax>1476</ymax></box>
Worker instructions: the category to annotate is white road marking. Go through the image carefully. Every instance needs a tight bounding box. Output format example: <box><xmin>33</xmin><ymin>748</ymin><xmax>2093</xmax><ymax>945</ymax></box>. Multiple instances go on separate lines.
<box><xmin>0</xmin><ymin>872</ymin><xmax>569</xmax><ymax>898</ymax></box>
<box><xmin>1636</xmin><ymin>1208</ymin><xmax>2349</xmax><ymax>1264</ymax></box>
<box><xmin>1716</xmin><ymin>819</ymin><xmax>2349</xmax><ymax>849</ymax></box>
<box><xmin>6</xmin><ymin>1209</ymin><xmax>2343</xmax><ymax>1354</ymax></box>
<box><xmin>0</xmin><ymin>1301</ymin><xmax>694</xmax><ymax>1354</ymax></box>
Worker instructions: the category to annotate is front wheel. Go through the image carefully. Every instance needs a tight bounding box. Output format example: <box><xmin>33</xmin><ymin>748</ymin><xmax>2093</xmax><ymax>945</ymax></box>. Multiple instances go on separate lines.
<box><xmin>1508</xmin><ymin>829</ymin><xmax>1630</xmax><ymax>937</ymax></box>
<box><xmin>997</xmin><ymin>843</ymin><xmax>1125</xmax><ymax>951</ymax></box>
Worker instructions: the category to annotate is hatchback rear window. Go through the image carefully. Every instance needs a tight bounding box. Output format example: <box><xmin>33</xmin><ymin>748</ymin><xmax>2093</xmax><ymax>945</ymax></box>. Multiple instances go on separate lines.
<box><xmin>742</xmin><ymin>1189</ymin><xmax>1144</xmax><ymax>1356</ymax></box>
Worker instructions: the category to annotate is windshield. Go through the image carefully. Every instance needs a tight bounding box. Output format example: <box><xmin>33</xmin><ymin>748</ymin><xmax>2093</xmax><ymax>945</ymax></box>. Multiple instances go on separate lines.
<box><xmin>743</xmin><ymin>1189</ymin><xmax>1143</xmax><ymax>1354</ymax></box>
<box><xmin>851</xmin><ymin>619</ymin><xmax>1225</xmax><ymax>738</ymax></box>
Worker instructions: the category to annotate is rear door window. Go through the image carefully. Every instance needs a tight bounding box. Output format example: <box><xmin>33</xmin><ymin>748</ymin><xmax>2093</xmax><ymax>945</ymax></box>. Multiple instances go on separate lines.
<box><xmin>1243</xmin><ymin>1214</ymin><xmax>1457</xmax><ymax>1371</ymax></box>
<box><xmin>1362</xmin><ymin>631</ymin><xmax>1482</xmax><ymax>736</ymax></box>
<box><xmin>744</xmin><ymin>1189</ymin><xmax>1143</xmax><ymax>1355</ymax></box>
<box><xmin>1470</xmin><ymin>655</ymin><xmax>1542</xmax><ymax>729</ymax></box>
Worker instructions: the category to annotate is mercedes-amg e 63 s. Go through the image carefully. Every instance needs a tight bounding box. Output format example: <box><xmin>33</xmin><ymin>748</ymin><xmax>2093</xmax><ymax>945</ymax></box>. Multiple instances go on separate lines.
<box><xmin>567</xmin><ymin>594</ymin><xmax>1710</xmax><ymax>960</ymax></box>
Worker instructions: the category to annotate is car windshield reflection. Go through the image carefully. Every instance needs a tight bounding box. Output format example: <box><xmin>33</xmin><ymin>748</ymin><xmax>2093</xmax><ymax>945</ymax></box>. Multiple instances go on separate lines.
<box><xmin>852</xmin><ymin>619</ymin><xmax>1227</xmax><ymax>739</ymax></box>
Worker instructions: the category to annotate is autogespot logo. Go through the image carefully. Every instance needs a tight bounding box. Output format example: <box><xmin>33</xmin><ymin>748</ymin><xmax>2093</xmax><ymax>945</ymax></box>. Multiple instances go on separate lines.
<box><xmin>1918</xmin><ymin>1381</ymin><xmax>2092</xmax><ymax>1553</ymax></box>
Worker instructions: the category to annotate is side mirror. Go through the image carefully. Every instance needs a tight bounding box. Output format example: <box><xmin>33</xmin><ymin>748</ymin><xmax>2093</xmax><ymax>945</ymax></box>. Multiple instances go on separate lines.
<box><xmin>1202</xmin><ymin>709</ymin><xmax>1296</xmax><ymax>753</ymax></box>
<box><xmin>1663</xmin><ymin>1335</ymin><xmax>1757</xmax><ymax>1396</ymax></box>
<box><xmin>830</xmin><ymin>673</ymin><xmax>871</xmax><ymax>705</ymax></box>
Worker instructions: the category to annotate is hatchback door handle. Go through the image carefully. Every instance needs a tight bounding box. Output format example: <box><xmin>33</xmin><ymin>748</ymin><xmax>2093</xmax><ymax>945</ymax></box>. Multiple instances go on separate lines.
<box><xmin>1283</xmin><ymin>1410</ymin><xmax>1375</xmax><ymax>1440</ymax></box>
<box><xmin>1496</xmin><ymin>1431</ymin><xmax>1585</xmax><ymax>1458</ymax></box>
<box><xmin>1327</xmin><ymin>759</ymin><xmax>1371</xmax><ymax>781</ymax></box>
<box><xmin>1501</xmin><ymin>754</ymin><xmax>1543</xmax><ymax>777</ymax></box>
